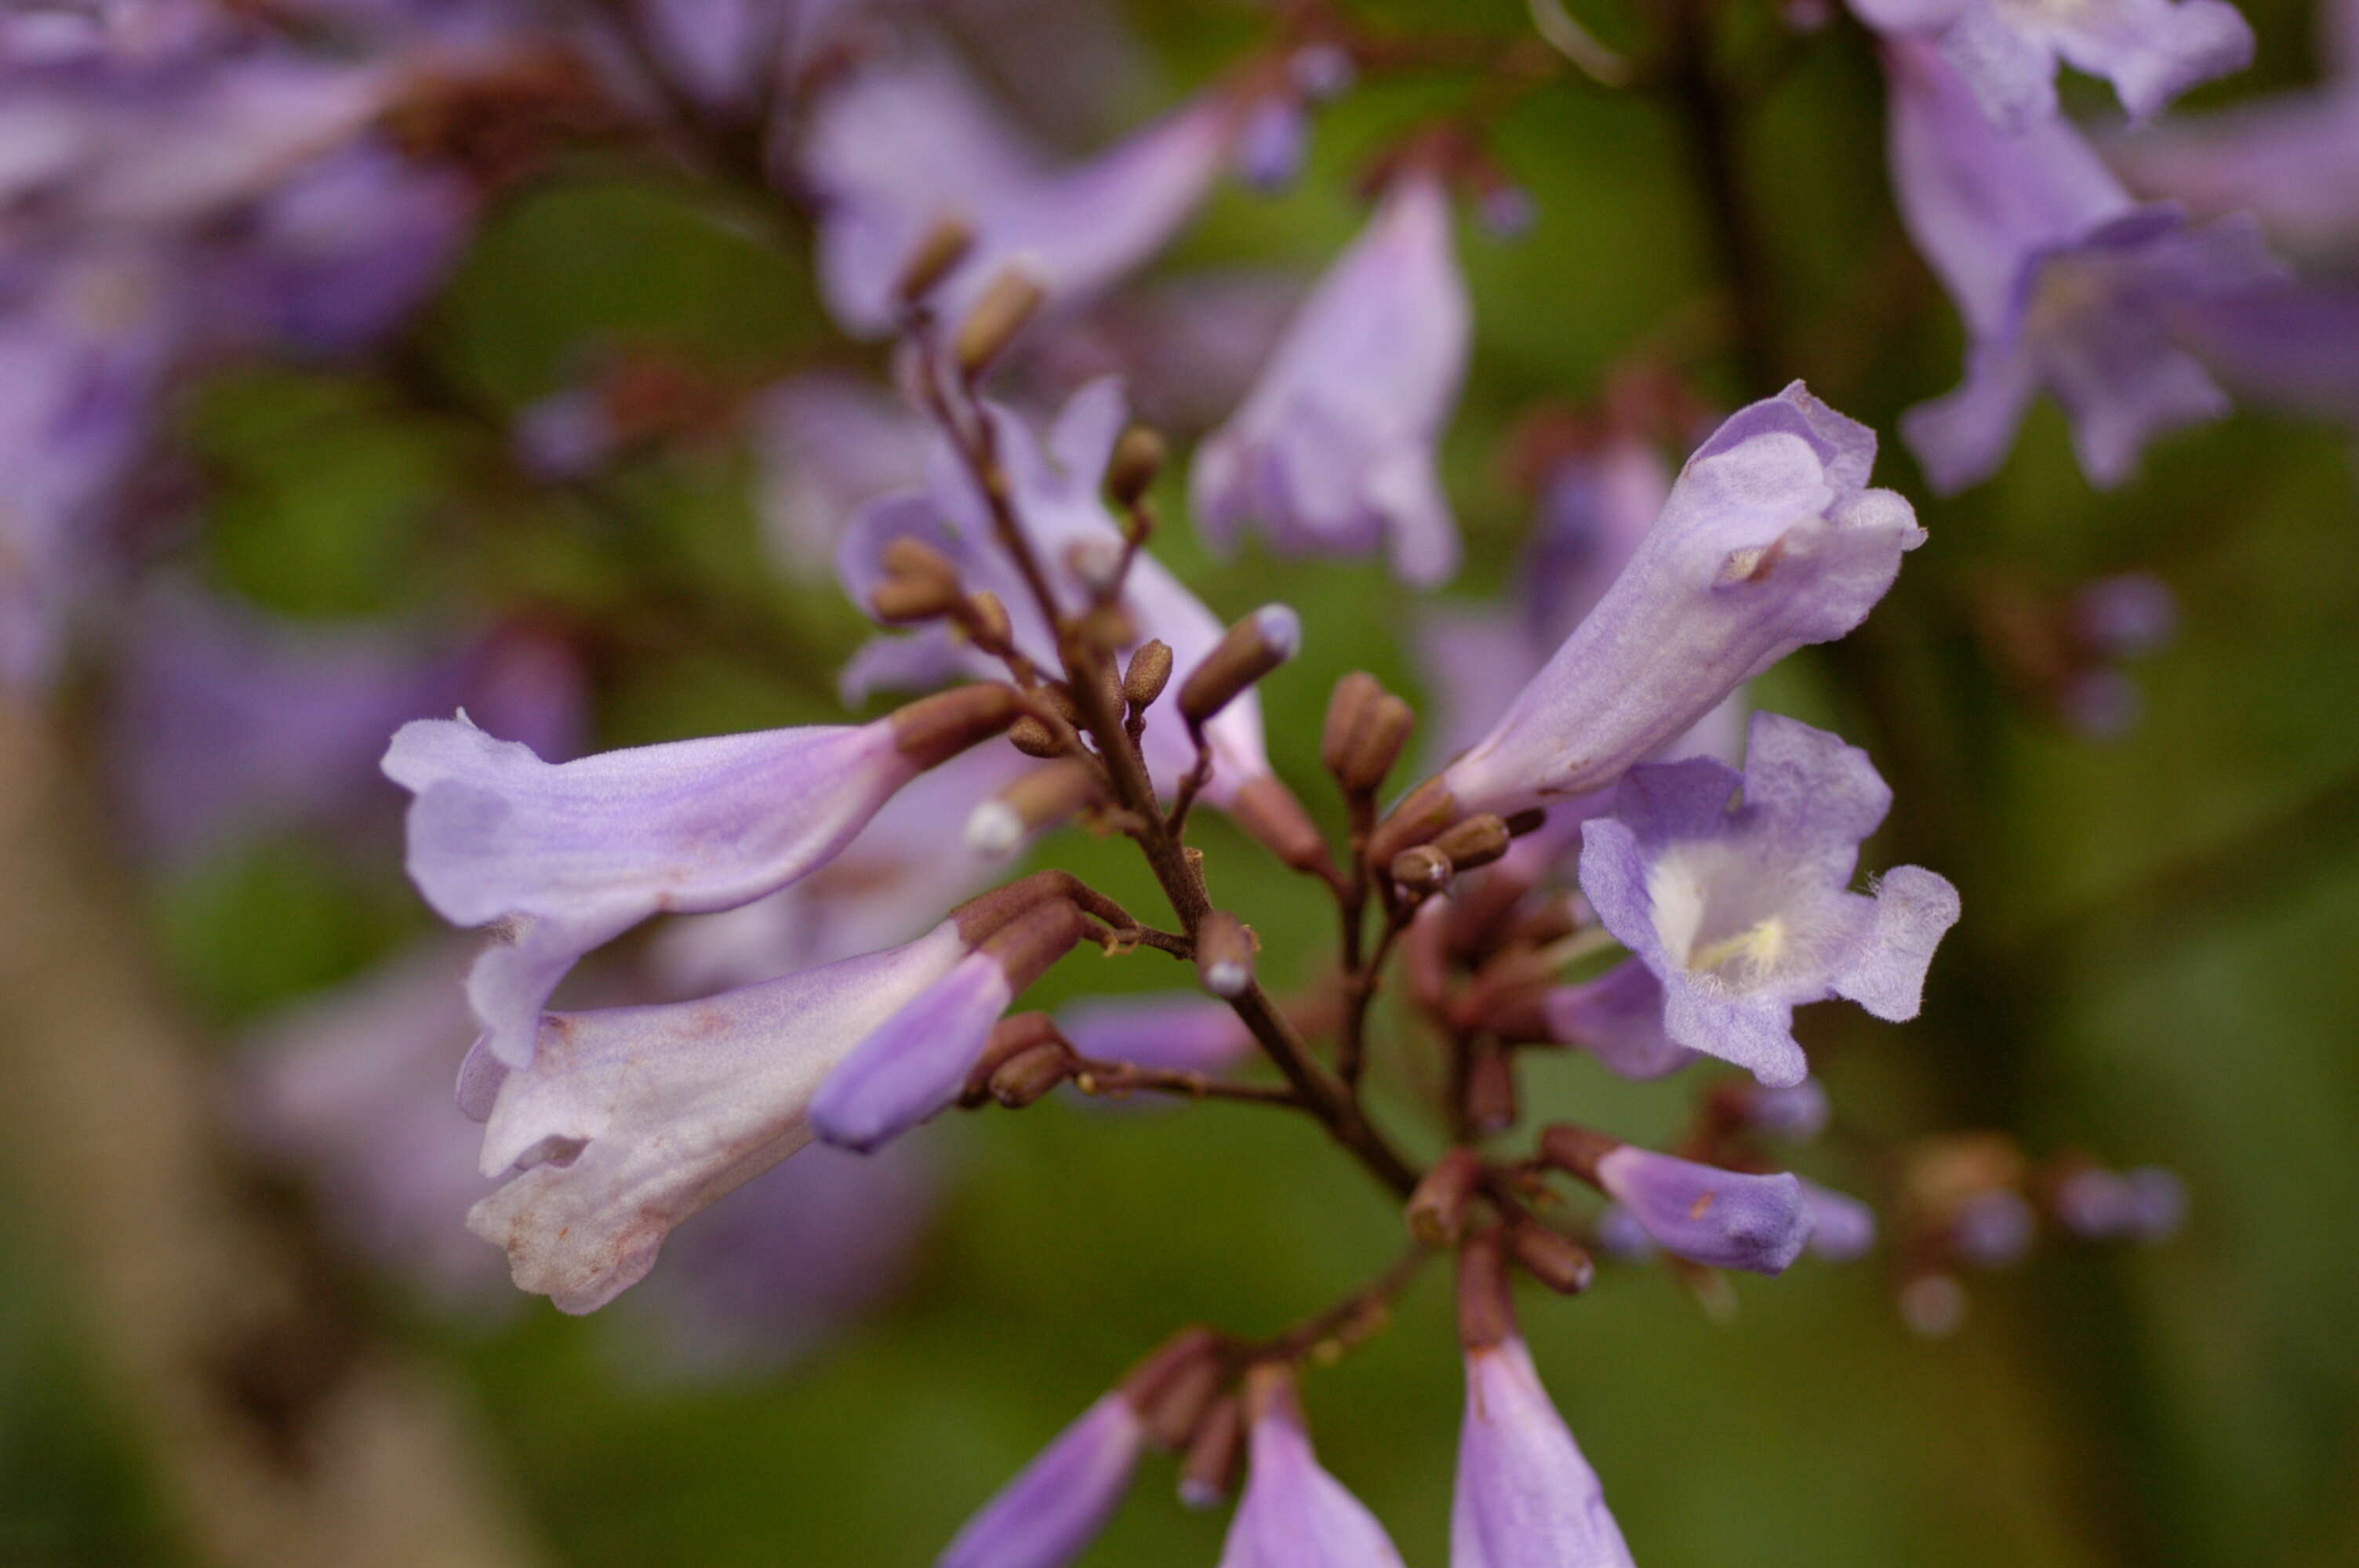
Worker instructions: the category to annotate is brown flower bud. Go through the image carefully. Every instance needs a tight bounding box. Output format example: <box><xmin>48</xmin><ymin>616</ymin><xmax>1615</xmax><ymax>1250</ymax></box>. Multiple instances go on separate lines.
<box><xmin>1508</xmin><ymin>1222</ymin><xmax>1595</xmax><ymax>1295</ymax></box>
<box><xmin>1462</xmin><ymin>1039</ymin><xmax>1518</xmax><ymax>1137</ymax></box>
<box><xmin>1177</xmin><ymin>605</ymin><xmax>1301</xmax><ymax>728</ymax></box>
<box><xmin>1140</xmin><ymin>1352</ymin><xmax>1223</xmax><ymax>1452</ymax></box>
<box><xmin>988</xmin><ymin>1041</ymin><xmax>1077</xmax><ymax>1108</ymax></box>
<box><xmin>1177</xmin><ymin>1394</ymin><xmax>1242</xmax><ymax>1510</ymax></box>
<box><xmin>868</xmin><ymin>537</ymin><xmax>964</xmax><ymax>622</ymax></box>
<box><xmin>1536</xmin><ymin>1123</ymin><xmax>1621</xmax><ymax>1186</ymax></box>
<box><xmin>954</xmin><ymin>267</ymin><xmax>1045</xmax><ymax>376</ymax></box>
<box><xmin>894</xmin><ymin>216</ymin><xmax>975</xmax><ymax>305</ymax></box>
<box><xmin>967</xmin><ymin>760</ymin><xmax>1102</xmax><ymax>858</ymax></box>
<box><xmin>1407</xmin><ymin>1148</ymin><xmax>1485</xmax><ymax>1247</ymax></box>
<box><xmin>1120</xmin><ymin>1326</ymin><xmax>1223</xmax><ymax>1417</ymax></box>
<box><xmin>889</xmin><ymin>683</ymin><xmax>1021</xmax><ymax>768</ymax></box>
<box><xmin>1007</xmin><ymin>715</ymin><xmax>1062</xmax><ymax>757</ymax></box>
<box><xmin>1432</xmin><ymin>814</ymin><xmax>1513</xmax><ymax>873</ymax></box>
<box><xmin>1195</xmin><ymin>911</ymin><xmax>1255</xmax><ymax>998</ymax></box>
<box><xmin>1122</xmin><ymin>639</ymin><xmax>1174</xmax><ymax>710</ymax></box>
<box><xmin>961</xmin><ymin>589</ymin><xmax>1013</xmax><ymax>650</ymax></box>
<box><xmin>1364</xmin><ymin>775</ymin><xmax>1459</xmax><ymax>867</ymax></box>
<box><xmin>1107</xmin><ymin>426</ymin><xmax>1167</xmax><ymax>507</ymax></box>
<box><xmin>1321</xmin><ymin>673</ymin><xmax>1383</xmax><ymax>778</ymax></box>
<box><xmin>1390</xmin><ymin>844</ymin><xmax>1454</xmax><ymax>895</ymax></box>
<box><xmin>961</xmin><ymin>1012</ymin><xmax>1067</xmax><ymax>1104</ymax></box>
<box><xmin>981</xmin><ymin>898</ymin><xmax>1089</xmax><ymax>991</ymax></box>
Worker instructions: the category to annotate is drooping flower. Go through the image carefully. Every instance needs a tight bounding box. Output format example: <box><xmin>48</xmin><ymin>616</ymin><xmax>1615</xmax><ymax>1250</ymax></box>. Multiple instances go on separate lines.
<box><xmin>1381</xmin><ymin>386</ymin><xmax>1920</xmax><ymax>856</ymax></box>
<box><xmin>839</xmin><ymin>379</ymin><xmax>1320</xmax><ymax>853</ymax></box>
<box><xmin>938</xmin><ymin>1393</ymin><xmax>1150</xmax><ymax>1568</ymax></box>
<box><xmin>1498</xmin><ymin>959</ymin><xmax>1699</xmax><ymax>1081</ymax></box>
<box><xmin>1882</xmin><ymin>37</ymin><xmax>2286</xmax><ymax>492</ymax></box>
<box><xmin>1454</xmin><ymin>1335</ymin><xmax>1637</xmax><ymax>1568</ymax></box>
<box><xmin>1847</xmin><ymin>0</ymin><xmax>2251</xmax><ymax>129</ymax></box>
<box><xmin>384</xmin><ymin>684</ymin><xmax>1020</xmax><ymax>1068</ymax></box>
<box><xmin>801</xmin><ymin>46</ymin><xmax>1233</xmax><ymax>337</ymax></box>
<box><xmin>1588</xmin><ymin>1143</ymin><xmax>1816</xmax><ymax>1274</ymax></box>
<box><xmin>1577</xmin><ymin>711</ymin><xmax>1961</xmax><ymax>1088</ymax></box>
<box><xmin>1191</xmin><ymin>169</ymin><xmax>1472</xmax><ymax>587</ymax></box>
<box><xmin>1219</xmin><ymin>1366</ymin><xmax>1408</xmax><ymax>1568</ymax></box>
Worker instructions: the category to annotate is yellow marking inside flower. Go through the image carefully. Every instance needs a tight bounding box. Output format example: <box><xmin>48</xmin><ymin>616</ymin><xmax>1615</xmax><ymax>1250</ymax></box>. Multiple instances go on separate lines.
<box><xmin>1688</xmin><ymin>1191</ymin><xmax>1717</xmax><ymax>1221</ymax></box>
<box><xmin>1686</xmin><ymin>915</ymin><xmax>1789</xmax><ymax>978</ymax></box>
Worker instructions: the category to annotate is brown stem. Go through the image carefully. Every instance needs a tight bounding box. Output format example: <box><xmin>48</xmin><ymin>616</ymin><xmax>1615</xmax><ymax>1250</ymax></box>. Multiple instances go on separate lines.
<box><xmin>1072</xmin><ymin>1060</ymin><xmax>1303</xmax><ymax>1109</ymax></box>
<box><xmin>1249</xmin><ymin>1244</ymin><xmax>1434</xmax><ymax>1364</ymax></box>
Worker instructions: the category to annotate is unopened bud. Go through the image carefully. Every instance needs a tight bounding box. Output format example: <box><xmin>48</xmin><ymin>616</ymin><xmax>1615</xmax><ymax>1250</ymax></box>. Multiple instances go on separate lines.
<box><xmin>1178</xmin><ymin>605</ymin><xmax>1301</xmax><ymax>728</ymax></box>
<box><xmin>1456</xmin><ymin>1230</ymin><xmax>1514</xmax><ymax>1349</ymax></box>
<box><xmin>989</xmin><ymin>1041</ymin><xmax>1076</xmax><ymax>1107</ymax></box>
<box><xmin>1508</xmin><ymin>1223</ymin><xmax>1595</xmax><ymax>1295</ymax></box>
<box><xmin>869</xmin><ymin>574</ymin><xmax>964</xmax><ymax>624</ymax></box>
<box><xmin>967</xmin><ymin>760</ymin><xmax>1101</xmax><ymax>858</ymax></box>
<box><xmin>894</xmin><ymin>216</ymin><xmax>974</xmax><ymax>305</ymax></box>
<box><xmin>954</xmin><ymin>266</ymin><xmax>1045</xmax><ymax>376</ymax></box>
<box><xmin>1536</xmin><ymin>1123</ymin><xmax>1619</xmax><ymax>1186</ymax></box>
<box><xmin>1390</xmin><ymin>844</ymin><xmax>1453</xmax><ymax>895</ymax></box>
<box><xmin>1141</xmin><ymin>1352</ymin><xmax>1223</xmax><ymax>1452</ymax></box>
<box><xmin>1462</xmin><ymin>1040</ymin><xmax>1518</xmax><ymax>1136</ymax></box>
<box><xmin>1364</xmin><ymin>775</ymin><xmax>1458</xmax><ymax>866</ymax></box>
<box><xmin>962</xmin><ymin>1012</ymin><xmax>1067</xmax><ymax>1104</ymax></box>
<box><xmin>961</xmin><ymin>589</ymin><xmax>1012</xmax><ymax>649</ymax></box>
<box><xmin>1123</xmin><ymin>640</ymin><xmax>1174</xmax><ymax>710</ymax></box>
<box><xmin>1065</xmin><ymin>536</ymin><xmax>1125</xmax><ymax>594</ymax></box>
<box><xmin>1107</xmin><ymin>426</ymin><xmax>1166</xmax><ymax>507</ymax></box>
<box><xmin>1195</xmin><ymin>912</ymin><xmax>1255</xmax><ymax>998</ymax></box>
<box><xmin>1176</xmin><ymin>1394</ymin><xmax>1241</xmax><ymax>1510</ymax></box>
<box><xmin>1321</xmin><ymin>673</ymin><xmax>1385</xmax><ymax>779</ymax></box>
<box><xmin>1074</xmin><ymin>601</ymin><xmax>1137</xmax><ymax>654</ymax></box>
<box><xmin>1407</xmin><ymin>1148</ymin><xmax>1485</xmax><ymax>1246</ymax></box>
<box><xmin>980</xmin><ymin>898</ymin><xmax>1089</xmax><ymax>990</ymax></box>
<box><xmin>1007</xmin><ymin>715</ymin><xmax>1062</xmax><ymax>757</ymax></box>
<box><xmin>1433</xmin><ymin>814</ymin><xmax>1512</xmax><ymax>873</ymax></box>
<box><xmin>1120</xmin><ymin>1326</ymin><xmax>1222</xmax><ymax>1414</ymax></box>
<box><xmin>889</xmin><ymin>683</ymin><xmax>1022</xmax><ymax>768</ymax></box>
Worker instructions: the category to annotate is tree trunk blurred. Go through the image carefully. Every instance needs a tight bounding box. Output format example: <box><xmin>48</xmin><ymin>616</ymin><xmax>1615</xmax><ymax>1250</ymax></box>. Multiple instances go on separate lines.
<box><xmin>0</xmin><ymin>700</ymin><xmax>547</xmax><ymax>1568</ymax></box>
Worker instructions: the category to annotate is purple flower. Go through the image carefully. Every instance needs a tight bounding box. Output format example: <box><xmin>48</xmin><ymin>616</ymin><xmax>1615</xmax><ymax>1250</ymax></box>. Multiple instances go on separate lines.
<box><xmin>940</xmin><ymin>1393</ymin><xmax>1149</xmax><ymax>1568</ymax></box>
<box><xmin>1578</xmin><ymin>711</ymin><xmax>1961</xmax><ymax>1087</ymax></box>
<box><xmin>1593</xmin><ymin>1145</ymin><xmax>1814</xmax><ymax>1274</ymax></box>
<box><xmin>1950</xmin><ymin>1188</ymin><xmax>2037</xmax><ymax>1266</ymax></box>
<box><xmin>1191</xmin><ymin>171</ymin><xmax>1471</xmax><ymax>586</ymax></box>
<box><xmin>1421</xmin><ymin>386</ymin><xmax>1921</xmax><ymax>827</ymax></box>
<box><xmin>2074</xmin><ymin>572</ymin><xmax>2179</xmax><ymax>657</ymax></box>
<box><xmin>467</xmin><ymin>920</ymin><xmax>975</xmax><ymax>1312</ymax></box>
<box><xmin>801</xmin><ymin>48</ymin><xmax>1231</xmax><ymax>337</ymax></box>
<box><xmin>811</xmin><ymin>912</ymin><xmax>1071</xmax><ymax>1151</ymax></box>
<box><xmin>1800</xmin><ymin>1180</ymin><xmax>1879</xmax><ymax>1261</ymax></box>
<box><xmin>750</xmin><ymin>371</ymin><xmax>931</xmax><ymax>579</ymax></box>
<box><xmin>2054</xmin><ymin>1164</ymin><xmax>2186</xmax><ymax>1240</ymax></box>
<box><xmin>1454</xmin><ymin>1334</ymin><xmax>1637</xmax><ymax>1568</ymax></box>
<box><xmin>1739</xmin><ymin>1078</ymin><xmax>1833</xmax><ymax>1142</ymax></box>
<box><xmin>1059</xmin><ymin>991</ymin><xmax>1256</xmax><ymax>1074</ymax></box>
<box><xmin>2170</xmin><ymin>281</ymin><xmax>2359</xmax><ymax>424</ymax></box>
<box><xmin>1882</xmin><ymin>38</ymin><xmax>2286</xmax><ymax>492</ymax></box>
<box><xmin>839</xmin><ymin>380</ymin><xmax>1285</xmax><ymax>811</ymax></box>
<box><xmin>2109</xmin><ymin>83</ymin><xmax>2359</xmax><ymax>264</ymax></box>
<box><xmin>1219</xmin><ymin>1367</ymin><xmax>1407</xmax><ymax>1568</ymax></box>
<box><xmin>384</xmin><ymin>686</ymin><xmax>1016</xmax><ymax>1068</ymax></box>
<box><xmin>1848</xmin><ymin>0</ymin><xmax>2251</xmax><ymax>129</ymax></box>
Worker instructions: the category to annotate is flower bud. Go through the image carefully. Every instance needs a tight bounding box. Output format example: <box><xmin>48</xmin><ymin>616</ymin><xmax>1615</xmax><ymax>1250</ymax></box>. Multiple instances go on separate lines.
<box><xmin>1536</xmin><ymin>1123</ymin><xmax>1618</xmax><ymax>1185</ymax></box>
<box><xmin>1227</xmin><ymin>775</ymin><xmax>1333</xmax><ymax>875</ymax></box>
<box><xmin>1107</xmin><ymin>426</ymin><xmax>1166</xmax><ymax>507</ymax></box>
<box><xmin>1455</xmin><ymin>1230</ymin><xmax>1514</xmax><ymax>1349</ymax></box>
<box><xmin>1195</xmin><ymin>911</ymin><xmax>1255</xmax><ymax>998</ymax></box>
<box><xmin>1462</xmin><ymin>1040</ymin><xmax>1517</xmax><ymax>1136</ymax></box>
<box><xmin>962</xmin><ymin>1012</ymin><xmax>1068</xmax><ymax>1104</ymax></box>
<box><xmin>1390</xmin><ymin>844</ymin><xmax>1453</xmax><ymax>895</ymax></box>
<box><xmin>1122</xmin><ymin>639</ymin><xmax>1174</xmax><ymax>710</ymax></box>
<box><xmin>1177</xmin><ymin>1393</ymin><xmax>1242</xmax><ymax>1509</ymax></box>
<box><xmin>1431</xmin><ymin>813</ymin><xmax>1512</xmax><ymax>873</ymax></box>
<box><xmin>968</xmin><ymin>760</ymin><xmax>1102</xmax><ymax>859</ymax></box>
<box><xmin>961</xmin><ymin>589</ymin><xmax>1013</xmax><ymax>649</ymax></box>
<box><xmin>1407</xmin><ymin>1148</ymin><xmax>1485</xmax><ymax>1246</ymax></box>
<box><xmin>1177</xmin><ymin>604</ymin><xmax>1300</xmax><ymax>728</ymax></box>
<box><xmin>894</xmin><ymin>215</ymin><xmax>974</xmax><ymax>306</ymax></box>
<box><xmin>1008</xmin><ymin>715</ymin><xmax>1063</xmax><ymax>757</ymax></box>
<box><xmin>954</xmin><ymin>265</ymin><xmax>1047</xmax><ymax>377</ymax></box>
<box><xmin>889</xmin><ymin>684</ymin><xmax>1024</xmax><ymax>769</ymax></box>
<box><xmin>1323</xmin><ymin>675</ymin><xmax>1416</xmax><ymax>797</ymax></box>
<box><xmin>1363</xmin><ymin>775</ymin><xmax>1460</xmax><ymax>868</ymax></box>
<box><xmin>1507</xmin><ymin>1222</ymin><xmax>1595</xmax><ymax>1294</ymax></box>
<box><xmin>989</xmin><ymin>1040</ymin><xmax>1078</xmax><ymax>1107</ymax></box>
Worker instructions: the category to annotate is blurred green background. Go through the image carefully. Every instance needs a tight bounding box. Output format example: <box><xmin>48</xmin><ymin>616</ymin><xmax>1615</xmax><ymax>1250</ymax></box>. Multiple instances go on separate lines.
<box><xmin>4</xmin><ymin>0</ymin><xmax>2357</xmax><ymax>1563</ymax></box>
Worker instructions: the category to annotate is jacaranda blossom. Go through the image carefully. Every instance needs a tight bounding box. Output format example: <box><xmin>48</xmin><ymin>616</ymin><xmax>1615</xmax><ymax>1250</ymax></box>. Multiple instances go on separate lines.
<box><xmin>1454</xmin><ymin>1334</ymin><xmax>1637</xmax><ymax>1568</ymax></box>
<box><xmin>1577</xmin><ymin>711</ymin><xmax>1961</xmax><ymax>1088</ymax></box>
<box><xmin>1191</xmin><ymin>169</ymin><xmax>1471</xmax><ymax>587</ymax></box>
<box><xmin>1594</xmin><ymin>1145</ymin><xmax>1816</xmax><ymax>1274</ymax></box>
<box><xmin>1883</xmin><ymin>36</ymin><xmax>2285</xmax><ymax>492</ymax></box>
<box><xmin>1390</xmin><ymin>386</ymin><xmax>1920</xmax><ymax>848</ymax></box>
<box><xmin>1800</xmin><ymin>1180</ymin><xmax>1880</xmax><ymax>1261</ymax></box>
<box><xmin>384</xmin><ymin>684</ymin><xmax>1017</xmax><ymax>1068</ymax></box>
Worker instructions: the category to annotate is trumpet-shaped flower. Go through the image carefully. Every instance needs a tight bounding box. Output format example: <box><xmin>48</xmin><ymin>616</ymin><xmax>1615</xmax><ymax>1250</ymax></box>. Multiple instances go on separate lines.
<box><xmin>1454</xmin><ymin>1334</ymin><xmax>1637</xmax><ymax>1568</ymax></box>
<box><xmin>1401</xmin><ymin>387</ymin><xmax>1919</xmax><ymax>840</ymax></box>
<box><xmin>1577</xmin><ymin>712</ymin><xmax>1961</xmax><ymax>1087</ymax></box>
<box><xmin>1191</xmin><ymin>171</ymin><xmax>1471</xmax><ymax>586</ymax></box>
<box><xmin>939</xmin><ymin>1393</ymin><xmax>1149</xmax><ymax>1568</ymax></box>
<box><xmin>384</xmin><ymin>685</ymin><xmax>1016</xmax><ymax>1067</ymax></box>
<box><xmin>1594</xmin><ymin>1145</ymin><xmax>1816</xmax><ymax>1275</ymax></box>
<box><xmin>1219</xmin><ymin>1369</ymin><xmax>1407</xmax><ymax>1568</ymax></box>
